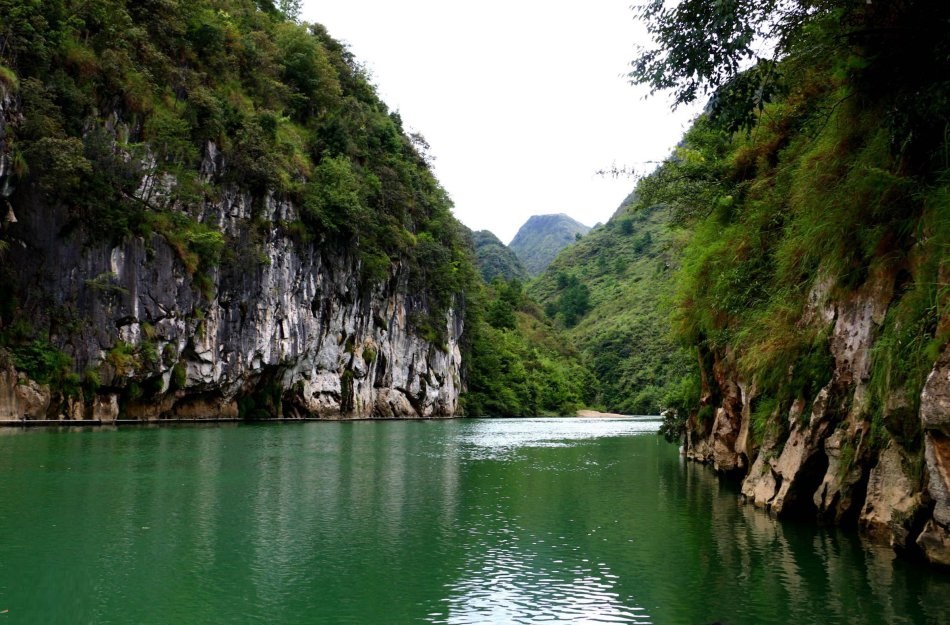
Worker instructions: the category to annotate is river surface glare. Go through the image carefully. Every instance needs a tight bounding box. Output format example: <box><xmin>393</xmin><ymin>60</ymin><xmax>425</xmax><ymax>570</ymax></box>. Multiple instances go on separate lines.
<box><xmin>0</xmin><ymin>418</ymin><xmax>948</xmax><ymax>624</ymax></box>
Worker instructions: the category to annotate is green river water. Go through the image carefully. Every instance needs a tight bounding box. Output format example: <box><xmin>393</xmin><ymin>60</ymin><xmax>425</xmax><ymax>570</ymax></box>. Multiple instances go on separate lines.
<box><xmin>0</xmin><ymin>418</ymin><xmax>948</xmax><ymax>624</ymax></box>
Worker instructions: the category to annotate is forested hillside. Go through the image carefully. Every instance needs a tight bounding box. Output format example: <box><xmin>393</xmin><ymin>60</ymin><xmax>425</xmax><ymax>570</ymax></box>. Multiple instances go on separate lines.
<box><xmin>530</xmin><ymin>198</ymin><xmax>689</xmax><ymax>414</ymax></box>
<box><xmin>468</xmin><ymin>228</ymin><xmax>528</xmax><ymax>283</ymax></box>
<box><xmin>460</xmin><ymin>223</ymin><xmax>594</xmax><ymax>418</ymax></box>
<box><xmin>462</xmin><ymin>278</ymin><xmax>596</xmax><ymax>417</ymax></box>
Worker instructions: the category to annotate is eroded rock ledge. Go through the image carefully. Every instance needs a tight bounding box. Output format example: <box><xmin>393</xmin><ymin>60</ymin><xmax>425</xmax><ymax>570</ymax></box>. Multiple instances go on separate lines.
<box><xmin>684</xmin><ymin>266</ymin><xmax>950</xmax><ymax>568</ymax></box>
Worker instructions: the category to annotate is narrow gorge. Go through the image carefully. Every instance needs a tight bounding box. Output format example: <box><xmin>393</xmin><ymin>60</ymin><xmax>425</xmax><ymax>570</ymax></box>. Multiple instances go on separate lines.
<box><xmin>0</xmin><ymin>5</ymin><xmax>948</xmax><ymax>618</ymax></box>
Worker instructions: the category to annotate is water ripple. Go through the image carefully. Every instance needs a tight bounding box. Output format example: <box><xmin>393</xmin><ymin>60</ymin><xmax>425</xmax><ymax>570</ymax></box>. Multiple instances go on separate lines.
<box><xmin>434</xmin><ymin>521</ymin><xmax>653</xmax><ymax>625</ymax></box>
<box><xmin>458</xmin><ymin>418</ymin><xmax>661</xmax><ymax>462</ymax></box>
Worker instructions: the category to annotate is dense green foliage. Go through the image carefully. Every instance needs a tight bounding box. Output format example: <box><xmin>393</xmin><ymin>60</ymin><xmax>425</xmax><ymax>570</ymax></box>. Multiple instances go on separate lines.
<box><xmin>631</xmin><ymin>0</ymin><xmax>950</xmax><ymax>135</ymax></box>
<box><xmin>462</xmin><ymin>278</ymin><xmax>596</xmax><ymax>417</ymax></box>
<box><xmin>468</xmin><ymin>229</ymin><xmax>528</xmax><ymax>283</ymax></box>
<box><xmin>0</xmin><ymin>0</ymin><xmax>475</xmax><ymax>370</ymax></box>
<box><xmin>542</xmin><ymin>273</ymin><xmax>590</xmax><ymax>329</ymax></box>
<box><xmin>508</xmin><ymin>213</ymin><xmax>590</xmax><ymax>276</ymax></box>
<box><xmin>633</xmin><ymin>0</ymin><xmax>950</xmax><ymax>444</ymax></box>
<box><xmin>530</xmin><ymin>199</ymin><xmax>691</xmax><ymax>415</ymax></box>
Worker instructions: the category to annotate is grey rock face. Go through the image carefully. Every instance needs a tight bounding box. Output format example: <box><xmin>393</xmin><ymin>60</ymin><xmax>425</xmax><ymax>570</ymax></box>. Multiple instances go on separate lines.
<box><xmin>0</xmin><ymin>85</ymin><xmax>16</xmax><ymax>199</ymax></box>
<box><xmin>921</xmin><ymin>344</ymin><xmax>950</xmax><ymax>435</ymax></box>
<box><xmin>917</xmin><ymin>345</ymin><xmax>950</xmax><ymax>565</ymax></box>
<box><xmin>685</xmin><ymin>348</ymin><xmax>745</xmax><ymax>472</ymax></box>
<box><xmin>860</xmin><ymin>441</ymin><xmax>926</xmax><ymax>548</ymax></box>
<box><xmin>0</xmin><ymin>137</ymin><xmax>463</xmax><ymax>422</ymax></box>
<box><xmin>0</xmin><ymin>366</ymin><xmax>51</xmax><ymax>420</ymax></box>
<box><xmin>733</xmin><ymin>269</ymin><xmax>895</xmax><ymax>521</ymax></box>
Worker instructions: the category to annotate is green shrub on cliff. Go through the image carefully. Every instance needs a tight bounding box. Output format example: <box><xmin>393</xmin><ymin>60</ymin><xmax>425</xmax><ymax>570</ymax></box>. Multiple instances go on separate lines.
<box><xmin>867</xmin><ymin>188</ymin><xmax>950</xmax><ymax>446</ymax></box>
<box><xmin>10</xmin><ymin>340</ymin><xmax>73</xmax><ymax>387</ymax></box>
<box><xmin>0</xmin><ymin>63</ymin><xmax>17</xmax><ymax>91</ymax></box>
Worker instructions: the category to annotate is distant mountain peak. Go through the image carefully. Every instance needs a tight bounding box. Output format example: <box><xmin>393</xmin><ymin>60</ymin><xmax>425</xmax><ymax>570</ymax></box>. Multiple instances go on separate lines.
<box><xmin>508</xmin><ymin>214</ymin><xmax>590</xmax><ymax>276</ymax></box>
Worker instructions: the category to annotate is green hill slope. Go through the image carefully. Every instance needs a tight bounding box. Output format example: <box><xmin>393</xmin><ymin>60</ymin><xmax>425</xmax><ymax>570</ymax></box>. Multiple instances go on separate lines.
<box><xmin>469</xmin><ymin>229</ymin><xmax>528</xmax><ymax>283</ymax></box>
<box><xmin>529</xmin><ymin>197</ymin><xmax>689</xmax><ymax>414</ymax></box>
<box><xmin>462</xmin><ymin>279</ymin><xmax>596</xmax><ymax>417</ymax></box>
<box><xmin>509</xmin><ymin>213</ymin><xmax>590</xmax><ymax>276</ymax></box>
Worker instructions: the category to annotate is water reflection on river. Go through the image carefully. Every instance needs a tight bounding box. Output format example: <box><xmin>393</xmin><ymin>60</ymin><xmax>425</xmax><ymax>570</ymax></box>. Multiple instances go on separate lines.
<box><xmin>0</xmin><ymin>418</ymin><xmax>947</xmax><ymax>624</ymax></box>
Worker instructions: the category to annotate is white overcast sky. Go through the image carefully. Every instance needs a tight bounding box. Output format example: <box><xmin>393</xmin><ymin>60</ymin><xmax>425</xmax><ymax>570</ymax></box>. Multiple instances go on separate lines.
<box><xmin>300</xmin><ymin>1</ymin><xmax>702</xmax><ymax>244</ymax></box>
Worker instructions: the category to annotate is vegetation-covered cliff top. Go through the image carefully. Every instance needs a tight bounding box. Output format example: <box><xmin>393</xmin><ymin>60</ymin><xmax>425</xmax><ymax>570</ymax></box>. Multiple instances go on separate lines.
<box><xmin>0</xmin><ymin>0</ymin><xmax>472</xmax><ymax>297</ymax></box>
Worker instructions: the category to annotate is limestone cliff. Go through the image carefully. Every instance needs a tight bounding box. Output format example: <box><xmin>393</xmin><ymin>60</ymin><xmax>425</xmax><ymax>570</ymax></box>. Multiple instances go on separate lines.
<box><xmin>0</xmin><ymin>84</ymin><xmax>464</xmax><ymax>423</ymax></box>
<box><xmin>684</xmin><ymin>264</ymin><xmax>950</xmax><ymax>567</ymax></box>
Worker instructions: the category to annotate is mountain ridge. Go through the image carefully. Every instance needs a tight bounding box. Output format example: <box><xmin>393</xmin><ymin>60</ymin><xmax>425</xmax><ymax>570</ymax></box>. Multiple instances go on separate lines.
<box><xmin>508</xmin><ymin>213</ymin><xmax>590</xmax><ymax>276</ymax></box>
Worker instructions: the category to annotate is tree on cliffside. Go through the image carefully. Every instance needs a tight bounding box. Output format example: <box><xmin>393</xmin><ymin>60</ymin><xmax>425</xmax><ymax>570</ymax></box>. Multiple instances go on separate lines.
<box><xmin>630</xmin><ymin>0</ymin><xmax>785</xmax><ymax>106</ymax></box>
<box><xmin>632</xmin><ymin>0</ymin><xmax>950</xmax><ymax>137</ymax></box>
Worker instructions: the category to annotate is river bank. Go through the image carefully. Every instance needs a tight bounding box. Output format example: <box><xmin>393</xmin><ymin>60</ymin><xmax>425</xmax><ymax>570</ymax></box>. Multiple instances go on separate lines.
<box><xmin>575</xmin><ymin>409</ymin><xmax>634</xmax><ymax>418</ymax></box>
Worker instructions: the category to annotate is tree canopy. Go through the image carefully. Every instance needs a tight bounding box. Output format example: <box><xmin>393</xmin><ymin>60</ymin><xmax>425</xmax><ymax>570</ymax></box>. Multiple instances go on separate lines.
<box><xmin>630</xmin><ymin>0</ymin><xmax>787</xmax><ymax>106</ymax></box>
<box><xmin>631</xmin><ymin>0</ymin><xmax>950</xmax><ymax>137</ymax></box>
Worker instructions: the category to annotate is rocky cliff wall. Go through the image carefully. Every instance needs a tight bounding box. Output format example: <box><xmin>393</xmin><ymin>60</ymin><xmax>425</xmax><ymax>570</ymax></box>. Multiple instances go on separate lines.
<box><xmin>0</xmin><ymin>86</ymin><xmax>463</xmax><ymax>423</ymax></box>
<box><xmin>684</xmin><ymin>265</ymin><xmax>950</xmax><ymax>568</ymax></box>
<box><xmin>0</xmin><ymin>84</ymin><xmax>16</xmax><ymax>199</ymax></box>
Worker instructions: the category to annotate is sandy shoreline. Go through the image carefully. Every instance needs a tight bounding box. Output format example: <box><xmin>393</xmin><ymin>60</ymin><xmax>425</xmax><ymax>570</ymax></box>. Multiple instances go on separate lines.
<box><xmin>575</xmin><ymin>409</ymin><xmax>633</xmax><ymax>418</ymax></box>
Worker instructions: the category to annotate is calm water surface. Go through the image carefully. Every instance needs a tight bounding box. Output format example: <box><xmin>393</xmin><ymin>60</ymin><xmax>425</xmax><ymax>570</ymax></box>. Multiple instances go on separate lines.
<box><xmin>0</xmin><ymin>418</ymin><xmax>948</xmax><ymax>624</ymax></box>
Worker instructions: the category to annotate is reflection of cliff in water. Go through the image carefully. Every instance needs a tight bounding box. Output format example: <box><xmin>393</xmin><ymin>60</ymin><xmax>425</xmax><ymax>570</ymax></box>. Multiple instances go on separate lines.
<box><xmin>440</xmin><ymin>423</ymin><xmax>950</xmax><ymax>625</ymax></box>
<box><xmin>681</xmin><ymin>458</ymin><xmax>950</xmax><ymax>625</ymax></box>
